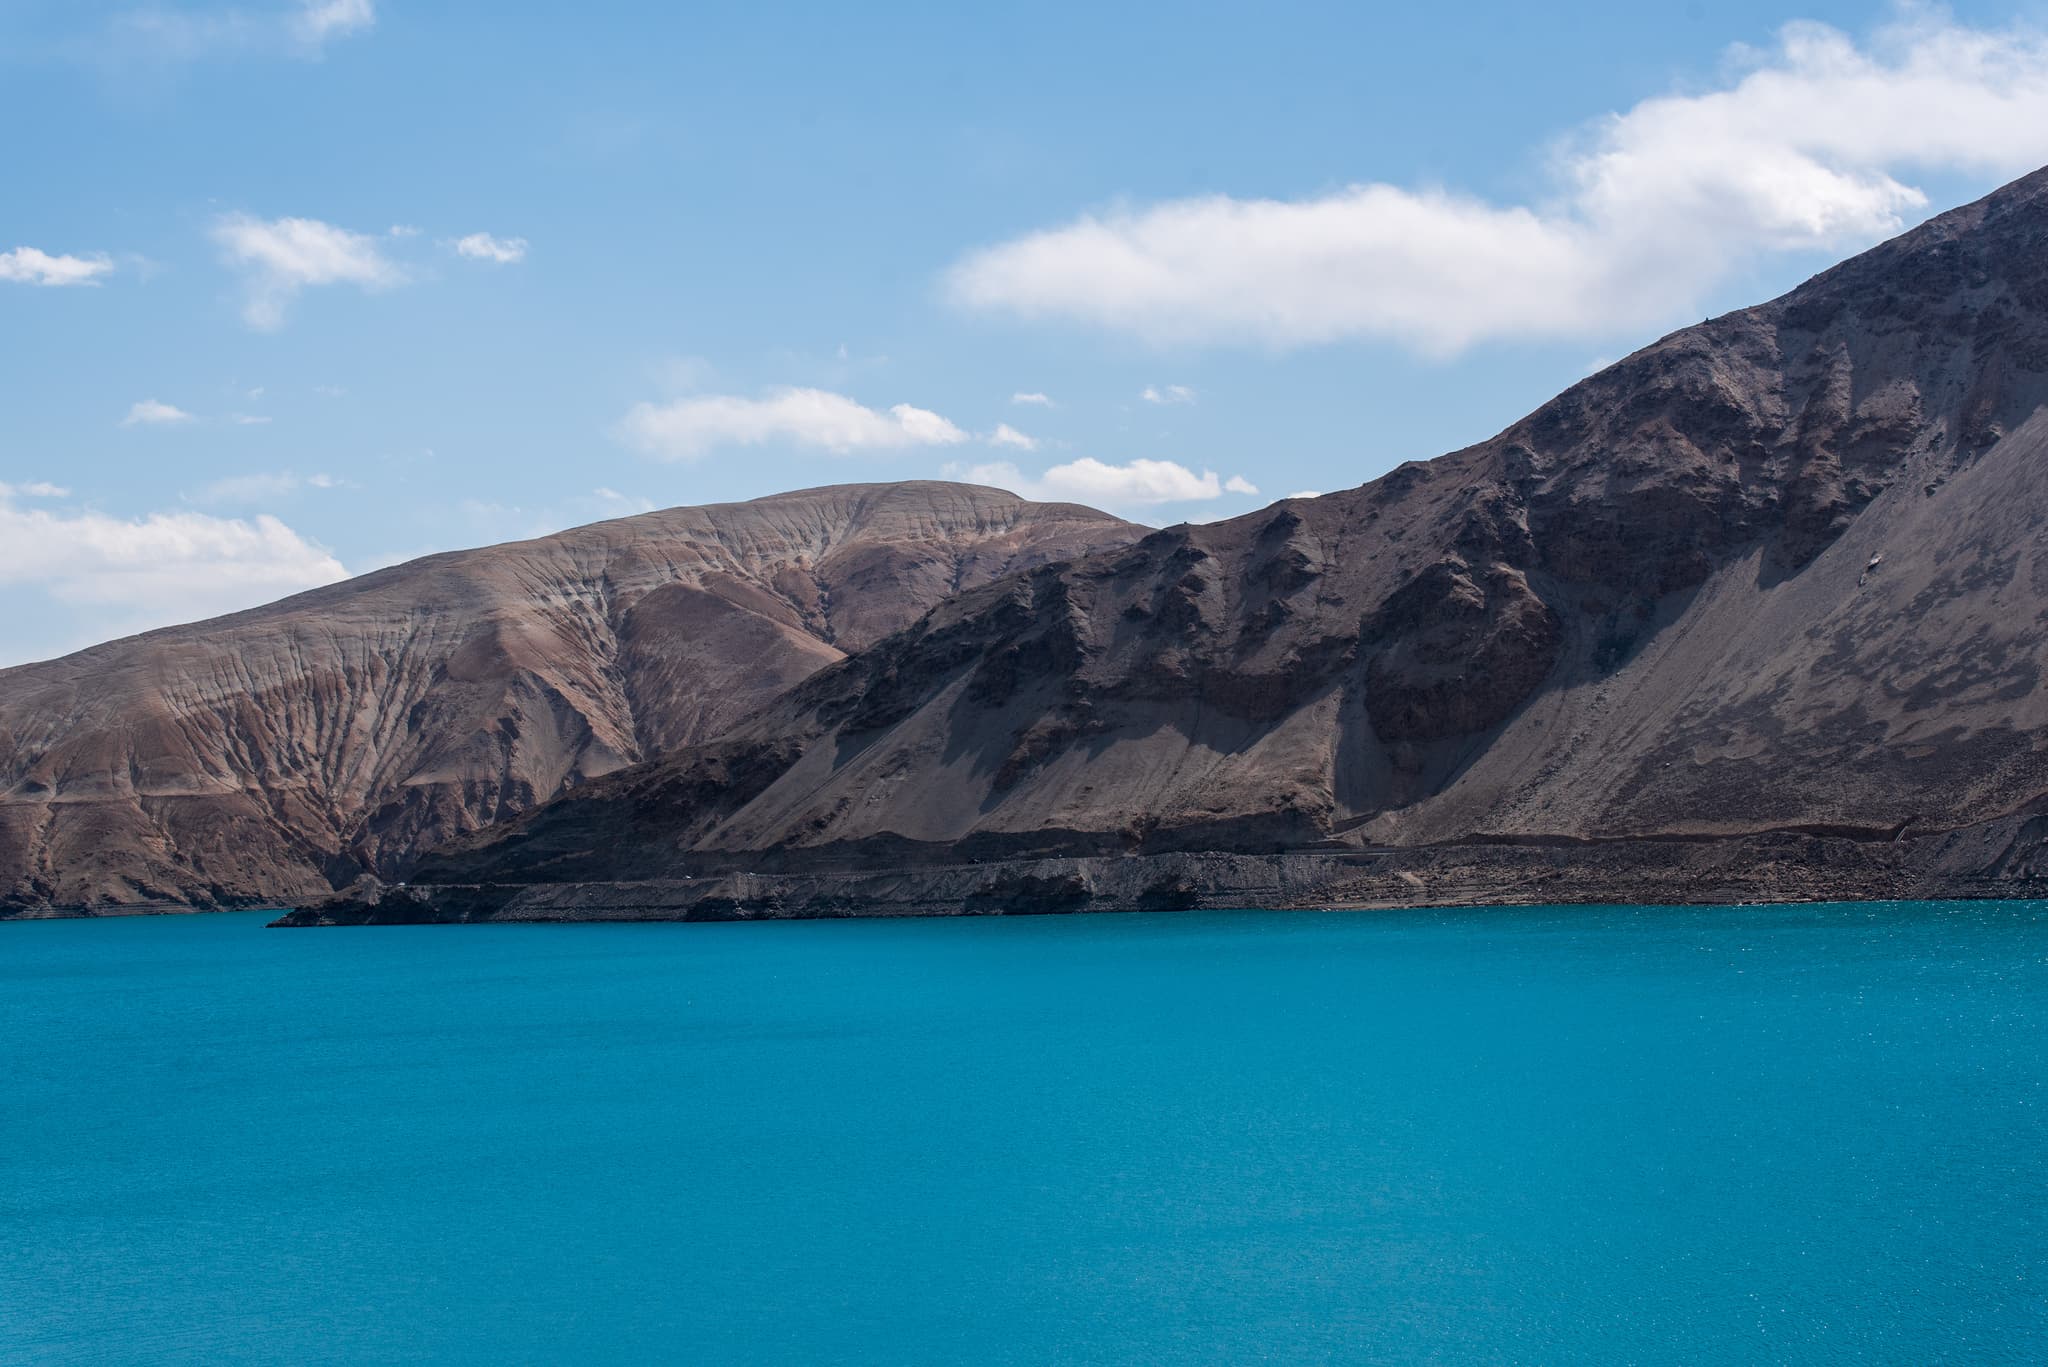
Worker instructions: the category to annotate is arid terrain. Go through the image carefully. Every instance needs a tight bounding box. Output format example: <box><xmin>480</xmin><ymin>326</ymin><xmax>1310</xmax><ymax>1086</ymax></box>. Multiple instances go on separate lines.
<box><xmin>14</xmin><ymin>170</ymin><xmax>2048</xmax><ymax>923</ymax></box>
<box><xmin>287</xmin><ymin>167</ymin><xmax>2048</xmax><ymax>924</ymax></box>
<box><xmin>0</xmin><ymin>484</ymin><xmax>1137</xmax><ymax>912</ymax></box>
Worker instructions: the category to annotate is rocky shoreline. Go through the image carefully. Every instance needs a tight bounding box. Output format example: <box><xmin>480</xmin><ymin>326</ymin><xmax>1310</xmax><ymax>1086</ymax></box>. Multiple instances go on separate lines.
<box><xmin>271</xmin><ymin>811</ymin><xmax>2048</xmax><ymax>926</ymax></box>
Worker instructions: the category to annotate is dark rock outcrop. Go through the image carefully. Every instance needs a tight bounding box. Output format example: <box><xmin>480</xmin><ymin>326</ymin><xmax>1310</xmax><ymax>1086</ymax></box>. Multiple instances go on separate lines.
<box><xmin>325</xmin><ymin>167</ymin><xmax>2048</xmax><ymax>922</ymax></box>
<box><xmin>275</xmin><ymin>807</ymin><xmax>2048</xmax><ymax>926</ymax></box>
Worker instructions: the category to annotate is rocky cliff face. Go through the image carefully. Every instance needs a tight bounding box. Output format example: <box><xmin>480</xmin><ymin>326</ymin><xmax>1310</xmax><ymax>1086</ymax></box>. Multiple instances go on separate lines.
<box><xmin>387</xmin><ymin>168</ymin><xmax>2048</xmax><ymax>914</ymax></box>
<box><xmin>0</xmin><ymin>483</ymin><xmax>1139</xmax><ymax>910</ymax></box>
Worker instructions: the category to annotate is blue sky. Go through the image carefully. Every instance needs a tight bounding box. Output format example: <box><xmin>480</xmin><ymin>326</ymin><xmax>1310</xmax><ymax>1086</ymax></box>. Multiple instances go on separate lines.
<box><xmin>5</xmin><ymin>0</ymin><xmax>2048</xmax><ymax>665</ymax></box>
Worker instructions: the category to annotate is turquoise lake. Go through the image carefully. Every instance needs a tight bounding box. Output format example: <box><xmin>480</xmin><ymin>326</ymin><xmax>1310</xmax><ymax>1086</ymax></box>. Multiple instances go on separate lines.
<box><xmin>4</xmin><ymin>902</ymin><xmax>2045</xmax><ymax>1364</ymax></box>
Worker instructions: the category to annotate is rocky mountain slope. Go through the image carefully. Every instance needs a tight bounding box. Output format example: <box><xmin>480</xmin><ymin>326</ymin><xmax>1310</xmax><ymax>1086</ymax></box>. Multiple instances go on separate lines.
<box><xmin>0</xmin><ymin>483</ymin><xmax>1139</xmax><ymax>911</ymax></box>
<box><xmin>334</xmin><ymin>168</ymin><xmax>2048</xmax><ymax>923</ymax></box>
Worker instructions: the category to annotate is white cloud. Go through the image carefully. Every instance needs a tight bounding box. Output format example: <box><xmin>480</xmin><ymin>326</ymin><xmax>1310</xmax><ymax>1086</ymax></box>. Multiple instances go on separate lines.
<box><xmin>617</xmin><ymin>388</ymin><xmax>969</xmax><ymax>460</ymax></box>
<box><xmin>988</xmin><ymin>423</ymin><xmax>1038</xmax><ymax>451</ymax></box>
<box><xmin>122</xmin><ymin>399</ymin><xmax>196</xmax><ymax>426</ymax></box>
<box><xmin>292</xmin><ymin>0</ymin><xmax>375</xmax><ymax>46</ymax></box>
<box><xmin>0</xmin><ymin>486</ymin><xmax>348</xmax><ymax>640</ymax></box>
<box><xmin>454</xmin><ymin>232</ymin><xmax>529</xmax><ymax>264</ymax></box>
<box><xmin>1284</xmin><ymin>490</ymin><xmax>1324</xmax><ymax>500</ymax></box>
<box><xmin>1141</xmin><ymin>384</ymin><xmax>1196</xmax><ymax>405</ymax></box>
<box><xmin>0</xmin><ymin>482</ymin><xmax>69</xmax><ymax>499</ymax></box>
<box><xmin>230</xmin><ymin>413</ymin><xmax>273</xmax><ymax>425</ymax></box>
<box><xmin>948</xmin><ymin>457</ymin><xmax>1258</xmax><ymax>509</ymax></box>
<box><xmin>947</xmin><ymin>14</ymin><xmax>2048</xmax><ymax>354</ymax></box>
<box><xmin>210</xmin><ymin>213</ymin><xmax>404</xmax><ymax>329</ymax></box>
<box><xmin>1010</xmin><ymin>391</ymin><xmax>1055</xmax><ymax>406</ymax></box>
<box><xmin>0</xmin><ymin>247</ymin><xmax>115</xmax><ymax>287</ymax></box>
<box><xmin>889</xmin><ymin>403</ymin><xmax>965</xmax><ymax>446</ymax></box>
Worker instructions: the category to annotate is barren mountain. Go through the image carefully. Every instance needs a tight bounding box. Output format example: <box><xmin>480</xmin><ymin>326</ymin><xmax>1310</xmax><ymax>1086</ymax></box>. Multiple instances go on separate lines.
<box><xmin>330</xmin><ymin>167</ymin><xmax>2048</xmax><ymax>924</ymax></box>
<box><xmin>0</xmin><ymin>483</ymin><xmax>1138</xmax><ymax>912</ymax></box>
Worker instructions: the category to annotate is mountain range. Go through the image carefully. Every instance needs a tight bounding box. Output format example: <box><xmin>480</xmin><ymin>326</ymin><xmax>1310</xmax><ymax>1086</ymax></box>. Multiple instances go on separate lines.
<box><xmin>10</xmin><ymin>170</ymin><xmax>2048</xmax><ymax>922</ymax></box>
<box><xmin>287</xmin><ymin>166</ymin><xmax>2048</xmax><ymax>923</ymax></box>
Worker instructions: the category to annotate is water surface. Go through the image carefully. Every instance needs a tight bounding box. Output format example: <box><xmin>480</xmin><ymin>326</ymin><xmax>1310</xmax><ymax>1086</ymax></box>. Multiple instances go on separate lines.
<box><xmin>4</xmin><ymin>902</ymin><xmax>2045</xmax><ymax>1364</ymax></box>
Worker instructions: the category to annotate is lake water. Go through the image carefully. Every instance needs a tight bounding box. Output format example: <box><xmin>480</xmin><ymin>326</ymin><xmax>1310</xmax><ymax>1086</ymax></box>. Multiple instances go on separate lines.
<box><xmin>4</xmin><ymin>902</ymin><xmax>2045</xmax><ymax>1365</ymax></box>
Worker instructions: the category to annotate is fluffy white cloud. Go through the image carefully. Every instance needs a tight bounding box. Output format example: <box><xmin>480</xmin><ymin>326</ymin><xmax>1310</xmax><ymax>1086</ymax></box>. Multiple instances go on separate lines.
<box><xmin>617</xmin><ymin>388</ymin><xmax>969</xmax><ymax>460</ymax></box>
<box><xmin>988</xmin><ymin>423</ymin><xmax>1038</xmax><ymax>451</ymax></box>
<box><xmin>1010</xmin><ymin>391</ymin><xmax>1055</xmax><ymax>406</ymax></box>
<box><xmin>210</xmin><ymin>213</ymin><xmax>404</xmax><ymax>329</ymax></box>
<box><xmin>949</xmin><ymin>457</ymin><xmax>1259</xmax><ymax>508</ymax></box>
<box><xmin>1284</xmin><ymin>490</ymin><xmax>1324</xmax><ymax>500</ymax></box>
<box><xmin>1141</xmin><ymin>384</ymin><xmax>1196</xmax><ymax>405</ymax></box>
<box><xmin>890</xmin><ymin>403</ymin><xmax>966</xmax><ymax>446</ymax></box>
<box><xmin>947</xmin><ymin>15</ymin><xmax>2048</xmax><ymax>354</ymax></box>
<box><xmin>0</xmin><ymin>247</ymin><xmax>114</xmax><ymax>287</ymax></box>
<box><xmin>454</xmin><ymin>232</ymin><xmax>529</xmax><ymax>264</ymax></box>
<box><xmin>0</xmin><ymin>481</ymin><xmax>69</xmax><ymax>499</ymax></box>
<box><xmin>0</xmin><ymin>487</ymin><xmax>348</xmax><ymax>649</ymax></box>
<box><xmin>122</xmin><ymin>399</ymin><xmax>196</xmax><ymax>426</ymax></box>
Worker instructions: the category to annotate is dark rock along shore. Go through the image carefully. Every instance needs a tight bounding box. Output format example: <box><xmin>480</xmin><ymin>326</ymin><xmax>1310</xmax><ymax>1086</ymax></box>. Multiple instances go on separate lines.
<box><xmin>280</xmin><ymin>167</ymin><xmax>2048</xmax><ymax>926</ymax></box>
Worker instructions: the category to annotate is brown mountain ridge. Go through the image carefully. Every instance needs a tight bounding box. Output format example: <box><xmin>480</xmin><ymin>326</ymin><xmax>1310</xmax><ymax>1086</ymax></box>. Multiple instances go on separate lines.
<box><xmin>304</xmin><ymin>166</ymin><xmax>2048</xmax><ymax>924</ymax></box>
<box><xmin>0</xmin><ymin>483</ymin><xmax>1139</xmax><ymax>912</ymax></box>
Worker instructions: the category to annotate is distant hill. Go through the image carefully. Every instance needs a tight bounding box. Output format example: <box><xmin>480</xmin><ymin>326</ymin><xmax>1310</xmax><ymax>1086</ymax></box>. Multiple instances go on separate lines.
<box><xmin>0</xmin><ymin>483</ymin><xmax>1139</xmax><ymax>911</ymax></box>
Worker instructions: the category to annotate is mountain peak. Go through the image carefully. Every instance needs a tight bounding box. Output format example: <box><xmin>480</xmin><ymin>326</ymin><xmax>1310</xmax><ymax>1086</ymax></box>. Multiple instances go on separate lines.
<box><xmin>0</xmin><ymin>483</ymin><xmax>1140</xmax><ymax>911</ymax></box>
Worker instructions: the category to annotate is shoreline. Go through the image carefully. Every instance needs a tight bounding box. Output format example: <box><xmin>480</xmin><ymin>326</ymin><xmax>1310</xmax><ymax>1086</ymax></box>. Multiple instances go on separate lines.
<box><xmin>8</xmin><ymin>810</ymin><xmax>2041</xmax><ymax>926</ymax></box>
<box><xmin>269</xmin><ymin>818</ymin><xmax>2048</xmax><ymax>926</ymax></box>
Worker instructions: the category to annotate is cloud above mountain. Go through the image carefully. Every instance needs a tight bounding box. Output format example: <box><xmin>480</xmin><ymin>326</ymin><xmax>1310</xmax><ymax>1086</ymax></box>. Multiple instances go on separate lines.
<box><xmin>617</xmin><ymin>388</ymin><xmax>970</xmax><ymax>459</ymax></box>
<box><xmin>948</xmin><ymin>456</ymin><xmax>1257</xmax><ymax>509</ymax></box>
<box><xmin>0</xmin><ymin>484</ymin><xmax>349</xmax><ymax>663</ymax></box>
<box><xmin>947</xmin><ymin>14</ymin><xmax>2048</xmax><ymax>354</ymax></box>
